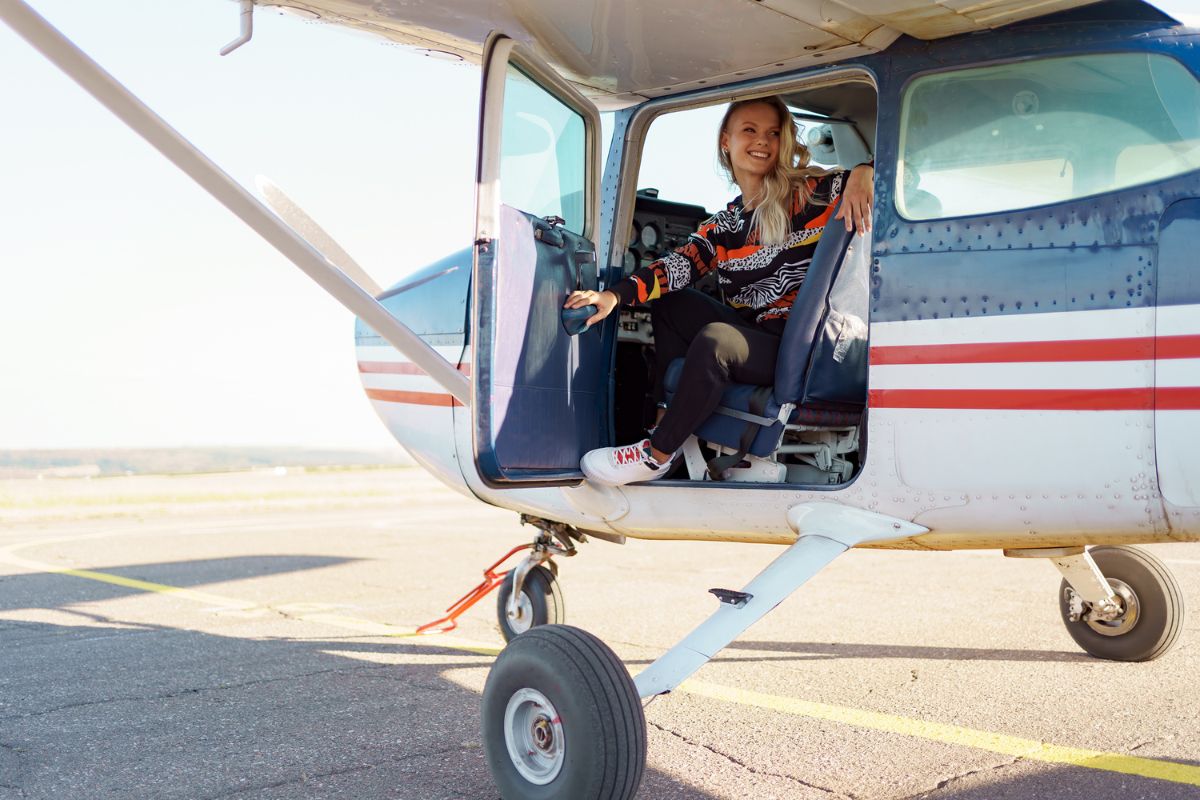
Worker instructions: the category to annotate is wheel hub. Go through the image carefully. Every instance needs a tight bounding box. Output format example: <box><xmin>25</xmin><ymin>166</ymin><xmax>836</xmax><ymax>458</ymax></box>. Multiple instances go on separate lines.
<box><xmin>1083</xmin><ymin>578</ymin><xmax>1139</xmax><ymax>637</ymax></box>
<box><xmin>503</xmin><ymin>688</ymin><xmax>564</xmax><ymax>785</ymax></box>
<box><xmin>1066</xmin><ymin>579</ymin><xmax>1140</xmax><ymax>637</ymax></box>
<box><xmin>506</xmin><ymin>592</ymin><xmax>534</xmax><ymax>634</ymax></box>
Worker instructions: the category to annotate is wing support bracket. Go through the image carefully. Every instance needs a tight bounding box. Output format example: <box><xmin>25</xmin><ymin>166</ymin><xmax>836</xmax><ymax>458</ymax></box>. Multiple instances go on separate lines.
<box><xmin>0</xmin><ymin>0</ymin><xmax>470</xmax><ymax>406</ymax></box>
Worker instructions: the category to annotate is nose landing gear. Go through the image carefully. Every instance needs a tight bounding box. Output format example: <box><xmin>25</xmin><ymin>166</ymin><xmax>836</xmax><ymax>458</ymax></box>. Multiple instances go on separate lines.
<box><xmin>415</xmin><ymin>515</ymin><xmax>580</xmax><ymax>639</ymax></box>
<box><xmin>497</xmin><ymin>563</ymin><xmax>563</xmax><ymax>641</ymax></box>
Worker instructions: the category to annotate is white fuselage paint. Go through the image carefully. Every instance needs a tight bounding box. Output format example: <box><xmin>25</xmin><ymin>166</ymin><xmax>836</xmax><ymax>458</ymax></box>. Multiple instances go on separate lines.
<box><xmin>1156</xmin><ymin>304</ymin><xmax>1200</xmax><ymax>519</ymax></box>
<box><xmin>360</xmin><ymin>304</ymin><xmax>1200</xmax><ymax>550</ymax></box>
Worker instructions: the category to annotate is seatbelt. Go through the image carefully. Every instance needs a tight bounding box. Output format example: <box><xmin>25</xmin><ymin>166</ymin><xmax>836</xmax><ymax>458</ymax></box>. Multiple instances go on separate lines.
<box><xmin>706</xmin><ymin>386</ymin><xmax>774</xmax><ymax>481</ymax></box>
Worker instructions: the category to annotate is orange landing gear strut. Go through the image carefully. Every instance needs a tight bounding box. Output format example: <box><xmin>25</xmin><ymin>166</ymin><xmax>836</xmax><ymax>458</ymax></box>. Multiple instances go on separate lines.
<box><xmin>415</xmin><ymin>543</ymin><xmax>534</xmax><ymax>635</ymax></box>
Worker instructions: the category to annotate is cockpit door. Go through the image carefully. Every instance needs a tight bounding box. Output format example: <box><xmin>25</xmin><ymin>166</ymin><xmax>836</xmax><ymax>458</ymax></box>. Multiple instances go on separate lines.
<box><xmin>472</xmin><ymin>34</ymin><xmax>605</xmax><ymax>486</ymax></box>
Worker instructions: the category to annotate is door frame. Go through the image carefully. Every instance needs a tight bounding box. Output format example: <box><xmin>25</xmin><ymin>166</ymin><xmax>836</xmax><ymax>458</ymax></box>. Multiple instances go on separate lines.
<box><xmin>475</xmin><ymin>33</ymin><xmax>603</xmax><ymax>245</ymax></box>
<box><xmin>470</xmin><ymin>32</ymin><xmax>605</xmax><ymax>486</ymax></box>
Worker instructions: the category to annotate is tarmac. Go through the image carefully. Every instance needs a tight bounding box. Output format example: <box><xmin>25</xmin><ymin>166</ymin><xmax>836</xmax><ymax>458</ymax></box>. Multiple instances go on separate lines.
<box><xmin>0</xmin><ymin>467</ymin><xmax>1197</xmax><ymax>799</ymax></box>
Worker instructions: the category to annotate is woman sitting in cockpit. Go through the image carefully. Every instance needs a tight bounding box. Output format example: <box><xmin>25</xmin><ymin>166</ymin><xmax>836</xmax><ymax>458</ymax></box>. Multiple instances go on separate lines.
<box><xmin>564</xmin><ymin>95</ymin><xmax>874</xmax><ymax>486</ymax></box>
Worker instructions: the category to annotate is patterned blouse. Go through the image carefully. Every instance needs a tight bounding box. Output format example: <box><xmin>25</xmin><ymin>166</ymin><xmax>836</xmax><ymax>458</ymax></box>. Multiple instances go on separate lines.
<box><xmin>610</xmin><ymin>172</ymin><xmax>845</xmax><ymax>334</ymax></box>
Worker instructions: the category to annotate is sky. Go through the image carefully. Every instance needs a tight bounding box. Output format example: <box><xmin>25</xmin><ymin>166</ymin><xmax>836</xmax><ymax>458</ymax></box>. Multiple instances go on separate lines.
<box><xmin>1</xmin><ymin>0</ymin><xmax>481</xmax><ymax>449</ymax></box>
<box><xmin>1</xmin><ymin>0</ymin><xmax>1197</xmax><ymax>451</ymax></box>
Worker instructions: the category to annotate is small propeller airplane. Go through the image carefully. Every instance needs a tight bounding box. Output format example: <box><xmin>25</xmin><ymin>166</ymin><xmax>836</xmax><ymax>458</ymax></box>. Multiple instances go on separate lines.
<box><xmin>4</xmin><ymin>0</ymin><xmax>1199</xmax><ymax>796</ymax></box>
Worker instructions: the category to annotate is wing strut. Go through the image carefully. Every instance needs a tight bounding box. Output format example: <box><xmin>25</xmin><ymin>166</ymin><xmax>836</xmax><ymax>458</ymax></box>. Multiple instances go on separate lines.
<box><xmin>0</xmin><ymin>0</ymin><xmax>470</xmax><ymax>406</ymax></box>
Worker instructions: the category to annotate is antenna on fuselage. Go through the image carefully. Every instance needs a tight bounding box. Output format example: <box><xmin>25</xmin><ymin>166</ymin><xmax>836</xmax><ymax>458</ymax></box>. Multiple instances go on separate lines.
<box><xmin>219</xmin><ymin>0</ymin><xmax>255</xmax><ymax>56</ymax></box>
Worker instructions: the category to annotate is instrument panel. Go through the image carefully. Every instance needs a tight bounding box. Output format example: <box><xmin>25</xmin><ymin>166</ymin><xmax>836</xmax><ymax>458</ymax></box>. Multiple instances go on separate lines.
<box><xmin>618</xmin><ymin>188</ymin><xmax>714</xmax><ymax>344</ymax></box>
<box><xmin>623</xmin><ymin>188</ymin><xmax>711</xmax><ymax>277</ymax></box>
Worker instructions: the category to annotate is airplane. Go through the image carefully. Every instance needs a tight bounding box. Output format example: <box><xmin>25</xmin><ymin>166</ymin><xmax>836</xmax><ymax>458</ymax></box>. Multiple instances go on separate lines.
<box><xmin>3</xmin><ymin>0</ymin><xmax>1199</xmax><ymax>796</ymax></box>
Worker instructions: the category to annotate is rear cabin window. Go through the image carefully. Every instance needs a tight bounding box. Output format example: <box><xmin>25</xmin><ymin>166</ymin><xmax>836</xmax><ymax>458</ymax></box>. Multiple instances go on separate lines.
<box><xmin>897</xmin><ymin>53</ymin><xmax>1200</xmax><ymax>220</ymax></box>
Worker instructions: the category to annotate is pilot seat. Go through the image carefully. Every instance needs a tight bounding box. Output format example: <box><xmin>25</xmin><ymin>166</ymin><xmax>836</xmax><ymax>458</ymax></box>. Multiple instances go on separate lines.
<box><xmin>663</xmin><ymin>201</ymin><xmax>870</xmax><ymax>484</ymax></box>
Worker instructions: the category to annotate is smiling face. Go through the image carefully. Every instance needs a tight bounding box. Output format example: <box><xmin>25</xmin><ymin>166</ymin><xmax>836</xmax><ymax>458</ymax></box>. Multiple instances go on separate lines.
<box><xmin>720</xmin><ymin>101</ymin><xmax>783</xmax><ymax>184</ymax></box>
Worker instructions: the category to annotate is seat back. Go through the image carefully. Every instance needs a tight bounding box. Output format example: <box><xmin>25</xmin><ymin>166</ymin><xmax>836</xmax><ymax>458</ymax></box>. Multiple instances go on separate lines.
<box><xmin>773</xmin><ymin>198</ymin><xmax>859</xmax><ymax>407</ymax></box>
<box><xmin>800</xmin><ymin>228</ymin><xmax>870</xmax><ymax>408</ymax></box>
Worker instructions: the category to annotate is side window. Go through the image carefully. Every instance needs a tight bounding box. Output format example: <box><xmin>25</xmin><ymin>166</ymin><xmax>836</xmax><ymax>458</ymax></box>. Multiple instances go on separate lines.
<box><xmin>500</xmin><ymin>65</ymin><xmax>586</xmax><ymax>233</ymax></box>
<box><xmin>898</xmin><ymin>53</ymin><xmax>1200</xmax><ymax>220</ymax></box>
<box><xmin>635</xmin><ymin>98</ymin><xmax>874</xmax><ymax>215</ymax></box>
<box><xmin>637</xmin><ymin>104</ymin><xmax>731</xmax><ymax>212</ymax></box>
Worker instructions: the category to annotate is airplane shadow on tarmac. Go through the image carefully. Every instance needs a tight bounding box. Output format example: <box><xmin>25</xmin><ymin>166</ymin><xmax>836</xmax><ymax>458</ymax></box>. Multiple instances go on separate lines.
<box><xmin>0</xmin><ymin>555</ymin><xmax>357</xmax><ymax>612</ymax></box>
<box><xmin>0</xmin><ymin>556</ymin><xmax>723</xmax><ymax>800</ymax></box>
<box><xmin>901</xmin><ymin>762</ymin><xmax>1200</xmax><ymax>800</ymax></box>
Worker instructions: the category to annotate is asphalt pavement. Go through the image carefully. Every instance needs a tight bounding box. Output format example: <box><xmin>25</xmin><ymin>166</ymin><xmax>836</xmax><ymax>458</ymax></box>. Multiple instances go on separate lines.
<box><xmin>0</xmin><ymin>468</ymin><xmax>1197</xmax><ymax>799</ymax></box>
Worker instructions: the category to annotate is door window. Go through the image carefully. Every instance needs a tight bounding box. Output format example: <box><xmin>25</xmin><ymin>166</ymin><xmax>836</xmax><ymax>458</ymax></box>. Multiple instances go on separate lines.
<box><xmin>898</xmin><ymin>53</ymin><xmax>1200</xmax><ymax>220</ymax></box>
<box><xmin>499</xmin><ymin>65</ymin><xmax>587</xmax><ymax>234</ymax></box>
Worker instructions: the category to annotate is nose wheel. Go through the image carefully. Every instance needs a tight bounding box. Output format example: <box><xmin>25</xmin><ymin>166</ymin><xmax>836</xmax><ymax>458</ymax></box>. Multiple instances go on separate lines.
<box><xmin>496</xmin><ymin>564</ymin><xmax>563</xmax><ymax>642</ymax></box>
<box><xmin>482</xmin><ymin>625</ymin><xmax>646</xmax><ymax>799</ymax></box>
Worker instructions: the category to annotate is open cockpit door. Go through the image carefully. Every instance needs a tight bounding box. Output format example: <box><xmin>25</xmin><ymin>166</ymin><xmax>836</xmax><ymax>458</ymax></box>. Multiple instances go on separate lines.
<box><xmin>472</xmin><ymin>34</ymin><xmax>605</xmax><ymax>487</ymax></box>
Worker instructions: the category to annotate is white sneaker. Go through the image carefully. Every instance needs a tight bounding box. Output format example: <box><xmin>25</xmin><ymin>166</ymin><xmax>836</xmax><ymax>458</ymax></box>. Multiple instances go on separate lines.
<box><xmin>581</xmin><ymin>439</ymin><xmax>674</xmax><ymax>486</ymax></box>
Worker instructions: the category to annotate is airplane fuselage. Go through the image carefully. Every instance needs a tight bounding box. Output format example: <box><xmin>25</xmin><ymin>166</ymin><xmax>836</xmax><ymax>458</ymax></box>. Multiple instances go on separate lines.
<box><xmin>355</xmin><ymin>10</ymin><xmax>1200</xmax><ymax>551</ymax></box>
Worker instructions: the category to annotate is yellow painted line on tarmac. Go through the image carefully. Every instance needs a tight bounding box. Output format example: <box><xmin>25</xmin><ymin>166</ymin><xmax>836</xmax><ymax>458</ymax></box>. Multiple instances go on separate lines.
<box><xmin>4</xmin><ymin>551</ymin><xmax>1196</xmax><ymax>787</ymax></box>
<box><xmin>680</xmin><ymin>680</ymin><xmax>1200</xmax><ymax>787</ymax></box>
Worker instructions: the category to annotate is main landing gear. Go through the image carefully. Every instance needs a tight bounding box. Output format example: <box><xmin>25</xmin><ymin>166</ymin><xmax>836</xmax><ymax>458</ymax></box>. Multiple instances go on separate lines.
<box><xmin>482</xmin><ymin>626</ymin><xmax>646</xmax><ymax>798</ymax></box>
<box><xmin>1005</xmin><ymin>545</ymin><xmax>1185</xmax><ymax>662</ymax></box>
<box><xmin>481</xmin><ymin>504</ymin><xmax>927</xmax><ymax>800</ymax></box>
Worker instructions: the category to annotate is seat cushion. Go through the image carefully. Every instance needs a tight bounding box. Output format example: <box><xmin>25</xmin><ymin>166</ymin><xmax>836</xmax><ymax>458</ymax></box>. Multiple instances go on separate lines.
<box><xmin>663</xmin><ymin>359</ymin><xmax>861</xmax><ymax>456</ymax></box>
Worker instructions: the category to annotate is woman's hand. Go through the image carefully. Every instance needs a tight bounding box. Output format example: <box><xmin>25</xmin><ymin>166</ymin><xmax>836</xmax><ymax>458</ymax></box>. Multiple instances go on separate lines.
<box><xmin>835</xmin><ymin>163</ymin><xmax>874</xmax><ymax>234</ymax></box>
<box><xmin>563</xmin><ymin>289</ymin><xmax>619</xmax><ymax>328</ymax></box>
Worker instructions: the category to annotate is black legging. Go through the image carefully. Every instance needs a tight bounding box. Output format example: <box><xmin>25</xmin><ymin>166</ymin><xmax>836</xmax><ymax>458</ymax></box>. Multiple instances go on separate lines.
<box><xmin>648</xmin><ymin>289</ymin><xmax>780</xmax><ymax>454</ymax></box>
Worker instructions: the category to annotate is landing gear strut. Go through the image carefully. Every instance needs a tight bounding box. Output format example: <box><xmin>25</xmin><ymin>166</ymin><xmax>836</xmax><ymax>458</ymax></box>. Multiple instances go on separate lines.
<box><xmin>1005</xmin><ymin>544</ymin><xmax>1185</xmax><ymax>662</ymax></box>
<box><xmin>1056</xmin><ymin>546</ymin><xmax>1184</xmax><ymax>662</ymax></box>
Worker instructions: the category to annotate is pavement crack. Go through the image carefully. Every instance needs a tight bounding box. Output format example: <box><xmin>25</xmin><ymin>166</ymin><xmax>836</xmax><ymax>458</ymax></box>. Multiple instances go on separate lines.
<box><xmin>647</xmin><ymin>721</ymin><xmax>854</xmax><ymax>798</ymax></box>
<box><xmin>1127</xmin><ymin>733</ymin><xmax>1175</xmax><ymax>754</ymax></box>
<box><xmin>196</xmin><ymin>744</ymin><xmax>469</xmax><ymax>799</ymax></box>
<box><xmin>905</xmin><ymin>757</ymin><xmax>1020</xmax><ymax>798</ymax></box>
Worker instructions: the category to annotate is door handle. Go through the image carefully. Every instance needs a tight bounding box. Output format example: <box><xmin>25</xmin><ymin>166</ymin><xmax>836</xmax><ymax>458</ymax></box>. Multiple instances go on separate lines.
<box><xmin>561</xmin><ymin>305</ymin><xmax>597</xmax><ymax>336</ymax></box>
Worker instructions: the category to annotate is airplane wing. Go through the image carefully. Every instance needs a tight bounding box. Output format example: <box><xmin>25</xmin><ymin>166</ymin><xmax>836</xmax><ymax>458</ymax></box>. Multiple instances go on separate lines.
<box><xmin>267</xmin><ymin>0</ymin><xmax>1108</xmax><ymax>106</ymax></box>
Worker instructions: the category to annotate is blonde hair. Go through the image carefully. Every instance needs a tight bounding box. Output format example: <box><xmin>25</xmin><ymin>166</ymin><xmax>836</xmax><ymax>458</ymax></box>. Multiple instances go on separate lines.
<box><xmin>717</xmin><ymin>96</ymin><xmax>830</xmax><ymax>246</ymax></box>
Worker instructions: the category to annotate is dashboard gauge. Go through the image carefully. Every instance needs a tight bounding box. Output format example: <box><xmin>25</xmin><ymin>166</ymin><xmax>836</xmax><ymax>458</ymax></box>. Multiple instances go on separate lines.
<box><xmin>639</xmin><ymin>224</ymin><xmax>660</xmax><ymax>249</ymax></box>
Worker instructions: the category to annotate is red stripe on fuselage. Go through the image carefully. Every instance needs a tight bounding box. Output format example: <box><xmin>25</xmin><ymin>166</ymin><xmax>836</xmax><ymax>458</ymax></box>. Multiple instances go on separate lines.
<box><xmin>870</xmin><ymin>334</ymin><xmax>1200</xmax><ymax>365</ymax></box>
<box><xmin>870</xmin><ymin>387</ymin><xmax>1200</xmax><ymax>410</ymax></box>
<box><xmin>869</xmin><ymin>388</ymin><xmax>1153</xmax><ymax>410</ymax></box>
<box><xmin>358</xmin><ymin>361</ymin><xmax>471</xmax><ymax>376</ymax></box>
<box><xmin>364</xmin><ymin>388</ymin><xmax>463</xmax><ymax>407</ymax></box>
<box><xmin>1154</xmin><ymin>387</ymin><xmax>1200</xmax><ymax>410</ymax></box>
<box><xmin>1155</xmin><ymin>336</ymin><xmax>1200</xmax><ymax>360</ymax></box>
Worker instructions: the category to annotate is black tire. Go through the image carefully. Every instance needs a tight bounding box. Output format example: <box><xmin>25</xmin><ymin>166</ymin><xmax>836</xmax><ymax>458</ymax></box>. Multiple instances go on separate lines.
<box><xmin>496</xmin><ymin>565</ymin><xmax>564</xmax><ymax>642</ymax></box>
<box><xmin>1058</xmin><ymin>545</ymin><xmax>1185</xmax><ymax>662</ymax></box>
<box><xmin>482</xmin><ymin>625</ymin><xmax>646</xmax><ymax>800</ymax></box>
